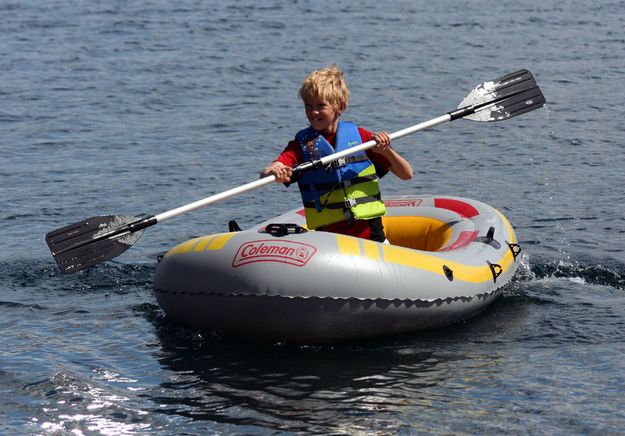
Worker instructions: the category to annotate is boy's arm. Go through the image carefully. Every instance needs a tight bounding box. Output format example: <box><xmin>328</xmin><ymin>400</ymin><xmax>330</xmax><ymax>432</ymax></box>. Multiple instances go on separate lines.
<box><xmin>374</xmin><ymin>144</ymin><xmax>414</xmax><ymax>180</ymax></box>
<box><xmin>361</xmin><ymin>129</ymin><xmax>413</xmax><ymax>181</ymax></box>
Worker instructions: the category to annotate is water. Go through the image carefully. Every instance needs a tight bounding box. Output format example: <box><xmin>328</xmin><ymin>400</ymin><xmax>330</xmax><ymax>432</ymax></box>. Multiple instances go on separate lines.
<box><xmin>2</xmin><ymin>0</ymin><xmax>624</xmax><ymax>433</ymax></box>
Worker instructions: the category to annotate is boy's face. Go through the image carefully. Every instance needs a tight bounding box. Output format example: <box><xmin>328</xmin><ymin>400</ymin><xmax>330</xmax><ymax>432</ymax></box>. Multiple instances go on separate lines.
<box><xmin>303</xmin><ymin>96</ymin><xmax>343</xmax><ymax>134</ymax></box>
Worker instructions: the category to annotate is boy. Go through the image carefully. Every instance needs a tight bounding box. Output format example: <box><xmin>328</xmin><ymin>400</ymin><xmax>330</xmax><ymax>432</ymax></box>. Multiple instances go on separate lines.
<box><xmin>260</xmin><ymin>64</ymin><xmax>413</xmax><ymax>242</ymax></box>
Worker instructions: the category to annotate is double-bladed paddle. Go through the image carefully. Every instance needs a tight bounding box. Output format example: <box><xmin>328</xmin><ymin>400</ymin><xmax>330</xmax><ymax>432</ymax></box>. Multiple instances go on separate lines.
<box><xmin>46</xmin><ymin>69</ymin><xmax>546</xmax><ymax>274</ymax></box>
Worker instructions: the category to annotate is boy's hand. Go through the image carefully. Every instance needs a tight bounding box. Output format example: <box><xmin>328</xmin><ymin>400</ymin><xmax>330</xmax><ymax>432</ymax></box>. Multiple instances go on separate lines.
<box><xmin>371</xmin><ymin>131</ymin><xmax>392</xmax><ymax>153</ymax></box>
<box><xmin>261</xmin><ymin>161</ymin><xmax>292</xmax><ymax>183</ymax></box>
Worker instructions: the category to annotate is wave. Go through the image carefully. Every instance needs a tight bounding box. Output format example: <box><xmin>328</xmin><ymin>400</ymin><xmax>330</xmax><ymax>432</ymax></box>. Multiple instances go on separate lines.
<box><xmin>0</xmin><ymin>257</ymin><xmax>157</xmax><ymax>297</ymax></box>
<box><xmin>515</xmin><ymin>254</ymin><xmax>624</xmax><ymax>290</ymax></box>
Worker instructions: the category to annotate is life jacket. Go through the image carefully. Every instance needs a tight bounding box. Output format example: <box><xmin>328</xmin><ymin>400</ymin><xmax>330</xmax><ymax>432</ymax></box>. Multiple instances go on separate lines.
<box><xmin>295</xmin><ymin>121</ymin><xmax>387</xmax><ymax>229</ymax></box>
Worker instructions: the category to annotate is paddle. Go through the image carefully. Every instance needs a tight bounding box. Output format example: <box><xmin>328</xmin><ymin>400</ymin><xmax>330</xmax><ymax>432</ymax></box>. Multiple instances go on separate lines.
<box><xmin>46</xmin><ymin>69</ymin><xmax>545</xmax><ymax>274</ymax></box>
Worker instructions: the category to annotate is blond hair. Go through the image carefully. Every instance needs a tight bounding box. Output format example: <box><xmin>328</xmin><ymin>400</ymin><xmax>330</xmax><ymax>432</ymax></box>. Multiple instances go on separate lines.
<box><xmin>299</xmin><ymin>64</ymin><xmax>350</xmax><ymax>110</ymax></box>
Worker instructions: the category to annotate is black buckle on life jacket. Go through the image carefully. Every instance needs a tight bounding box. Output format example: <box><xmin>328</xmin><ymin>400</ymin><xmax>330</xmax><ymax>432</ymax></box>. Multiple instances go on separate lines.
<box><xmin>343</xmin><ymin>198</ymin><xmax>359</xmax><ymax>209</ymax></box>
<box><xmin>262</xmin><ymin>223</ymin><xmax>308</xmax><ymax>237</ymax></box>
<box><xmin>342</xmin><ymin>193</ymin><xmax>382</xmax><ymax>210</ymax></box>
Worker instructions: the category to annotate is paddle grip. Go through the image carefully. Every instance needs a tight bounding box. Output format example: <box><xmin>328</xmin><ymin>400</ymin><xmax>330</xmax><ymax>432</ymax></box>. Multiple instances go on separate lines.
<box><xmin>126</xmin><ymin>216</ymin><xmax>158</xmax><ymax>232</ymax></box>
<box><xmin>448</xmin><ymin>106</ymin><xmax>474</xmax><ymax>121</ymax></box>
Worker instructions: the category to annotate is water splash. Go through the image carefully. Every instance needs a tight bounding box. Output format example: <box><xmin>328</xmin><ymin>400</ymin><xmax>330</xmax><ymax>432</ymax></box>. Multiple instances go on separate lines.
<box><xmin>515</xmin><ymin>252</ymin><xmax>624</xmax><ymax>290</ymax></box>
<box><xmin>93</xmin><ymin>215</ymin><xmax>143</xmax><ymax>246</ymax></box>
<box><xmin>543</xmin><ymin>104</ymin><xmax>557</xmax><ymax>139</ymax></box>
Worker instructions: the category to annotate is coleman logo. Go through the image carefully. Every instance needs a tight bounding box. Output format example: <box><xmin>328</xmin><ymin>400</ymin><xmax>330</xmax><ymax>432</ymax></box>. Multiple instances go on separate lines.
<box><xmin>384</xmin><ymin>199</ymin><xmax>422</xmax><ymax>208</ymax></box>
<box><xmin>232</xmin><ymin>240</ymin><xmax>316</xmax><ymax>267</ymax></box>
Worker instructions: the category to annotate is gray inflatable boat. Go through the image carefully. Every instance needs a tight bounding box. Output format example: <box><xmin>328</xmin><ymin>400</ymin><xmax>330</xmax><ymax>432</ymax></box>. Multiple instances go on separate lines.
<box><xmin>154</xmin><ymin>195</ymin><xmax>521</xmax><ymax>343</ymax></box>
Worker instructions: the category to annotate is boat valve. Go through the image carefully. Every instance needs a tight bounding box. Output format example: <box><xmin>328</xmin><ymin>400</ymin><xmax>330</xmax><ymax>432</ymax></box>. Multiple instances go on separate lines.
<box><xmin>442</xmin><ymin>265</ymin><xmax>454</xmax><ymax>281</ymax></box>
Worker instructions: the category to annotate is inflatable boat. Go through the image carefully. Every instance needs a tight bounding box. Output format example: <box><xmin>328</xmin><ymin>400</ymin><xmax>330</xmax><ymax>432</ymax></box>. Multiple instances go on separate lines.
<box><xmin>153</xmin><ymin>195</ymin><xmax>521</xmax><ymax>343</ymax></box>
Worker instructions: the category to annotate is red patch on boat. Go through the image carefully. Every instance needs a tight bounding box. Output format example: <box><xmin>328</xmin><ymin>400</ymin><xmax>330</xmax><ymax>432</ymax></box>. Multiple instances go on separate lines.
<box><xmin>438</xmin><ymin>230</ymin><xmax>479</xmax><ymax>251</ymax></box>
<box><xmin>434</xmin><ymin>198</ymin><xmax>479</xmax><ymax>218</ymax></box>
<box><xmin>232</xmin><ymin>239</ymin><xmax>316</xmax><ymax>267</ymax></box>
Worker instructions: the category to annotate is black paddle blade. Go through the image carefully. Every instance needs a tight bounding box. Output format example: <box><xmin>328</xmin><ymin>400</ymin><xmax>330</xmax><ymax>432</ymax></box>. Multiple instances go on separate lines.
<box><xmin>46</xmin><ymin>215</ymin><xmax>143</xmax><ymax>274</ymax></box>
<box><xmin>455</xmin><ymin>69</ymin><xmax>546</xmax><ymax>122</ymax></box>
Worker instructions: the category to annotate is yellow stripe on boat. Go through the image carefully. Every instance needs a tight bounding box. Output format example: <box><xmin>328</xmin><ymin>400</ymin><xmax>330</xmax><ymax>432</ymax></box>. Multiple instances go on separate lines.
<box><xmin>362</xmin><ymin>240</ymin><xmax>380</xmax><ymax>260</ymax></box>
<box><xmin>336</xmin><ymin>235</ymin><xmax>361</xmax><ymax>256</ymax></box>
<box><xmin>164</xmin><ymin>237</ymin><xmax>202</xmax><ymax>257</ymax></box>
<box><xmin>337</xmin><ymin>233</ymin><xmax>509</xmax><ymax>283</ymax></box>
<box><xmin>207</xmin><ymin>233</ymin><xmax>235</xmax><ymax>250</ymax></box>
<box><xmin>382</xmin><ymin>244</ymin><xmax>494</xmax><ymax>283</ymax></box>
<box><xmin>194</xmin><ymin>235</ymin><xmax>217</xmax><ymax>251</ymax></box>
<box><xmin>165</xmin><ymin>233</ymin><xmax>235</xmax><ymax>257</ymax></box>
<box><xmin>496</xmin><ymin>209</ymin><xmax>518</xmax><ymax>244</ymax></box>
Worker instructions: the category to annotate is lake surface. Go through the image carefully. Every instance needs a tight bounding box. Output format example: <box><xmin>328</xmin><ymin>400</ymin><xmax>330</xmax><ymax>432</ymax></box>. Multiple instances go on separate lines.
<box><xmin>2</xmin><ymin>0</ymin><xmax>624</xmax><ymax>434</ymax></box>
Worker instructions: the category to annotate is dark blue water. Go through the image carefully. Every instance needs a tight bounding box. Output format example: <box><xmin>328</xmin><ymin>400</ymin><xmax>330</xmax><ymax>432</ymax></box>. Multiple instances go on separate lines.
<box><xmin>2</xmin><ymin>0</ymin><xmax>624</xmax><ymax>433</ymax></box>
